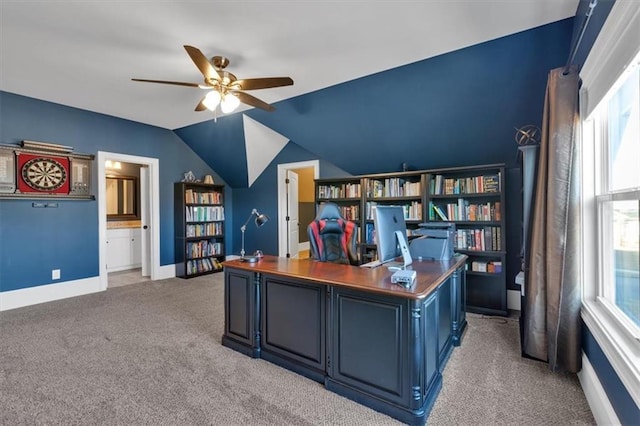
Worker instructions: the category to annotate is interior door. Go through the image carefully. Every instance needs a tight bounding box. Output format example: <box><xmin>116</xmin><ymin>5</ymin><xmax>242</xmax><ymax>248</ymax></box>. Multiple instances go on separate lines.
<box><xmin>287</xmin><ymin>170</ymin><xmax>299</xmax><ymax>258</ymax></box>
<box><xmin>140</xmin><ymin>165</ymin><xmax>151</xmax><ymax>277</ymax></box>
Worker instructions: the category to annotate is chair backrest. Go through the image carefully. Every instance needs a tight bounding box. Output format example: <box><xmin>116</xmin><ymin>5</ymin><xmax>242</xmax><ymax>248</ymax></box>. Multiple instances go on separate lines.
<box><xmin>307</xmin><ymin>202</ymin><xmax>358</xmax><ymax>265</ymax></box>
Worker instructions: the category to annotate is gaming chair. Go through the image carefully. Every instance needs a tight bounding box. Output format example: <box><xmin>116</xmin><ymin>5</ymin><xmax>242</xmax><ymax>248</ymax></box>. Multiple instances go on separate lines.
<box><xmin>307</xmin><ymin>202</ymin><xmax>358</xmax><ymax>265</ymax></box>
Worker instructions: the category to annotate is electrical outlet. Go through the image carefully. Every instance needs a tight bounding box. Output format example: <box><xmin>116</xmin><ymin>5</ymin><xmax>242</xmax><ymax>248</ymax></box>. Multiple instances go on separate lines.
<box><xmin>52</xmin><ymin>269</ymin><xmax>61</xmax><ymax>280</ymax></box>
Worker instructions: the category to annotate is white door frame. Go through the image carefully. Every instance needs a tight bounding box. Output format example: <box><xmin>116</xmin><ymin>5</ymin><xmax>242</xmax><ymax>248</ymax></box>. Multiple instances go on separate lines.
<box><xmin>286</xmin><ymin>169</ymin><xmax>300</xmax><ymax>259</ymax></box>
<box><xmin>277</xmin><ymin>160</ymin><xmax>319</xmax><ymax>258</ymax></box>
<box><xmin>140</xmin><ymin>165</ymin><xmax>151</xmax><ymax>277</ymax></box>
<box><xmin>97</xmin><ymin>151</ymin><xmax>161</xmax><ymax>290</ymax></box>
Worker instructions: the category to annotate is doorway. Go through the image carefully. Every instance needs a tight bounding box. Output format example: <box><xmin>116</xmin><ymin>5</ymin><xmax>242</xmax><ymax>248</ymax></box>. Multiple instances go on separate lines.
<box><xmin>97</xmin><ymin>151</ymin><xmax>160</xmax><ymax>291</ymax></box>
<box><xmin>277</xmin><ymin>160</ymin><xmax>319</xmax><ymax>258</ymax></box>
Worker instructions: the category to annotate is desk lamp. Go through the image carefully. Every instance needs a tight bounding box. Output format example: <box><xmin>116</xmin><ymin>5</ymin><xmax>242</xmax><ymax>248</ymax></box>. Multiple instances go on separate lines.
<box><xmin>240</xmin><ymin>208</ymin><xmax>269</xmax><ymax>262</ymax></box>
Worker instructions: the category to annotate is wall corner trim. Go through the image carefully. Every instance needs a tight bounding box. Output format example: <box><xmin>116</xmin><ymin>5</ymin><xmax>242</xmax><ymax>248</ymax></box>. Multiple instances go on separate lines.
<box><xmin>157</xmin><ymin>264</ymin><xmax>177</xmax><ymax>281</ymax></box>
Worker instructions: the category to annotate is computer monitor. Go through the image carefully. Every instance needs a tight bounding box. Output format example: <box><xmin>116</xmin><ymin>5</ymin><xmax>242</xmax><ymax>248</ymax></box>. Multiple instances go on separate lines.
<box><xmin>372</xmin><ymin>205</ymin><xmax>412</xmax><ymax>269</ymax></box>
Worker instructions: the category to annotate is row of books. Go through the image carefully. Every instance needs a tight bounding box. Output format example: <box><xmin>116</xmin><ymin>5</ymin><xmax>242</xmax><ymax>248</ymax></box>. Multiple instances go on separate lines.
<box><xmin>430</xmin><ymin>200</ymin><xmax>501</xmax><ymax>222</ymax></box>
<box><xmin>468</xmin><ymin>260</ymin><xmax>503</xmax><ymax>274</ymax></box>
<box><xmin>338</xmin><ymin>205</ymin><xmax>360</xmax><ymax>221</ymax></box>
<box><xmin>454</xmin><ymin>227</ymin><xmax>502</xmax><ymax>252</ymax></box>
<box><xmin>186</xmin><ymin>258</ymin><xmax>223</xmax><ymax>275</ymax></box>
<box><xmin>186</xmin><ymin>240</ymin><xmax>223</xmax><ymax>259</ymax></box>
<box><xmin>186</xmin><ymin>206</ymin><xmax>224</xmax><ymax>222</ymax></box>
<box><xmin>186</xmin><ymin>222</ymin><xmax>223</xmax><ymax>238</ymax></box>
<box><xmin>185</xmin><ymin>189</ymin><xmax>222</xmax><ymax>205</ymax></box>
<box><xmin>365</xmin><ymin>201</ymin><xmax>422</xmax><ymax>221</ymax></box>
<box><xmin>431</xmin><ymin>173</ymin><xmax>501</xmax><ymax>195</ymax></box>
<box><xmin>367</xmin><ymin>178</ymin><xmax>422</xmax><ymax>198</ymax></box>
<box><xmin>317</xmin><ymin>183</ymin><xmax>361</xmax><ymax>199</ymax></box>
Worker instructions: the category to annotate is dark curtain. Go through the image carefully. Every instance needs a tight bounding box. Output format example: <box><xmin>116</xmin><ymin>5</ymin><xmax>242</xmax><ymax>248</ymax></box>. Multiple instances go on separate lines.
<box><xmin>523</xmin><ymin>66</ymin><xmax>582</xmax><ymax>373</ymax></box>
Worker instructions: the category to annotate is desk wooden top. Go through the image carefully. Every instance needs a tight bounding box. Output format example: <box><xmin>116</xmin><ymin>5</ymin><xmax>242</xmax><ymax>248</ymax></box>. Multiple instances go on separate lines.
<box><xmin>223</xmin><ymin>255</ymin><xmax>467</xmax><ymax>300</ymax></box>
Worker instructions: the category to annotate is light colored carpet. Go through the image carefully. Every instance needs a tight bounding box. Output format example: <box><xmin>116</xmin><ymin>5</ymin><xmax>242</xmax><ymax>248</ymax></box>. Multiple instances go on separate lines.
<box><xmin>0</xmin><ymin>273</ymin><xmax>594</xmax><ymax>425</ymax></box>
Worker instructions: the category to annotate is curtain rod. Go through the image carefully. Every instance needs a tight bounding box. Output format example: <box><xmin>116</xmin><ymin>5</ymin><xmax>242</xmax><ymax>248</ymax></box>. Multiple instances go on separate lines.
<box><xmin>563</xmin><ymin>0</ymin><xmax>598</xmax><ymax>75</ymax></box>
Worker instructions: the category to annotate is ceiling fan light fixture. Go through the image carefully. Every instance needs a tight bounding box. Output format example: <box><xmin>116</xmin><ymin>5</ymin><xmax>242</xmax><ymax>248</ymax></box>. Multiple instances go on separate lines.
<box><xmin>221</xmin><ymin>93</ymin><xmax>240</xmax><ymax>113</ymax></box>
<box><xmin>202</xmin><ymin>90</ymin><xmax>222</xmax><ymax>111</ymax></box>
<box><xmin>132</xmin><ymin>45</ymin><xmax>293</xmax><ymax>114</ymax></box>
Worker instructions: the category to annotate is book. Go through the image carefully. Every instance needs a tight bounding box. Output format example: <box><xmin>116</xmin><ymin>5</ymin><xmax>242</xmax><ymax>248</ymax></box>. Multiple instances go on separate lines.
<box><xmin>483</xmin><ymin>174</ymin><xmax>500</xmax><ymax>193</ymax></box>
<box><xmin>432</xmin><ymin>204</ymin><xmax>448</xmax><ymax>221</ymax></box>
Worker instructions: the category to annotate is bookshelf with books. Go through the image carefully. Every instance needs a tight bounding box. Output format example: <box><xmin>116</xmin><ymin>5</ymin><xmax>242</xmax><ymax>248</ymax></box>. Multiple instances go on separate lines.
<box><xmin>361</xmin><ymin>171</ymin><xmax>425</xmax><ymax>264</ymax></box>
<box><xmin>174</xmin><ymin>182</ymin><xmax>225</xmax><ymax>278</ymax></box>
<box><xmin>426</xmin><ymin>164</ymin><xmax>507</xmax><ymax>315</ymax></box>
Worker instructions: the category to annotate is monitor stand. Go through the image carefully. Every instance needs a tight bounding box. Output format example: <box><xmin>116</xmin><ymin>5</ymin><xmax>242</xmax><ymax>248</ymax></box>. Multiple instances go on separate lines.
<box><xmin>388</xmin><ymin>230</ymin><xmax>413</xmax><ymax>271</ymax></box>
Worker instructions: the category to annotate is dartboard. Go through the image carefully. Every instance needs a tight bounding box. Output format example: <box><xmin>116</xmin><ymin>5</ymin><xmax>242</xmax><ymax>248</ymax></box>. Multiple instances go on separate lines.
<box><xmin>21</xmin><ymin>157</ymin><xmax>68</xmax><ymax>191</ymax></box>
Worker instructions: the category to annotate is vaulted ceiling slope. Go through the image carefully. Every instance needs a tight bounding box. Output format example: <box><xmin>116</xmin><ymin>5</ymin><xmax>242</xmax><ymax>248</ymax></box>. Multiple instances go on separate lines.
<box><xmin>1</xmin><ymin>1</ymin><xmax>578</xmax><ymax>130</ymax></box>
<box><xmin>175</xmin><ymin>17</ymin><xmax>576</xmax><ymax>187</ymax></box>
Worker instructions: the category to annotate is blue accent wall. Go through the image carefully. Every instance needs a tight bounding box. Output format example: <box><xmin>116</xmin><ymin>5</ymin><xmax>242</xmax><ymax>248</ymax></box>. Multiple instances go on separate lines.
<box><xmin>0</xmin><ymin>92</ymin><xmax>222</xmax><ymax>292</ymax></box>
<box><xmin>176</xmin><ymin>18</ymin><xmax>575</xmax><ymax>292</ymax></box>
<box><xmin>229</xmin><ymin>142</ymin><xmax>349</xmax><ymax>257</ymax></box>
<box><xmin>178</xmin><ymin>19</ymin><xmax>575</xmax><ymax>182</ymax></box>
<box><xmin>174</xmin><ymin>113</ymin><xmax>250</xmax><ymax>188</ymax></box>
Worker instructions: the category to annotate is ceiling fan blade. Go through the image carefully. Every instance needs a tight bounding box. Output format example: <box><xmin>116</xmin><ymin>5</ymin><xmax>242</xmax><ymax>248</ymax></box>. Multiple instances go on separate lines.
<box><xmin>195</xmin><ymin>97</ymin><xmax>207</xmax><ymax>112</ymax></box>
<box><xmin>184</xmin><ymin>45</ymin><xmax>220</xmax><ymax>81</ymax></box>
<box><xmin>132</xmin><ymin>78</ymin><xmax>200</xmax><ymax>88</ymax></box>
<box><xmin>234</xmin><ymin>91</ymin><xmax>276</xmax><ymax>112</ymax></box>
<box><xmin>235</xmin><ymin>77</ymin><xmax>293</xmax><ymax>91</ymax></box>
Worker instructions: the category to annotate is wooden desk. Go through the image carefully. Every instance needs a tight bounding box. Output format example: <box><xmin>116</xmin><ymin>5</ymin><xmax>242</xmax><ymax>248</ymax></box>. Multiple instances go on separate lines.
<box><xmin>222</xmin><ymin>255</ymin><xmax>467</xmax><ymax>425</ymax></box>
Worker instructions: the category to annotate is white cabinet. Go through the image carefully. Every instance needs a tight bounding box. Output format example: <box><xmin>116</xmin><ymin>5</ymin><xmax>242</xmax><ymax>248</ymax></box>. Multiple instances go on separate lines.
<box><xmin>106</xmin><ymin>228</ymin><xmax>141</xmax><ymax>272</ymax></box>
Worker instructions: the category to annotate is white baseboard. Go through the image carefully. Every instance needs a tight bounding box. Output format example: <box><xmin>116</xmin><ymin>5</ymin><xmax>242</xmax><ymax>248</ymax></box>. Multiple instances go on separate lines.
<box><xmin>578</xmin><ymin>352</ymin><xmax>621</xmax><ymax>425</ymax></box>
<box><xmin>507</xmin><ymin>289</ymin><xmax>521</xmax><ymax>311</ymax></box>
<box><xmin>0</xmin><ymin>276</ymin><xmax>103</xmax><ymax>312</ymax></box>
<box><xmin>156</xmin><ymin>264</ymin><xmax>176</xmax><ymax>280</ymax></box>
<box><xmin>299</xmin><ymin>241</ymin><xmax>310</xmax><ymax>251</ymax></box>
<box><xmin>1</xmin><ymin>264</ymin><xmax>179</xmax><ymax>312</ymax></box>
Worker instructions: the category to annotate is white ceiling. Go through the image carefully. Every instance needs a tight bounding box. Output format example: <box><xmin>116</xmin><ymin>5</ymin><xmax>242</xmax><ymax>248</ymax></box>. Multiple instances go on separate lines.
<box><xmin>0</xmin><ymin>1</ymin><xmax>579</xmax><ymax>130</ymax></box>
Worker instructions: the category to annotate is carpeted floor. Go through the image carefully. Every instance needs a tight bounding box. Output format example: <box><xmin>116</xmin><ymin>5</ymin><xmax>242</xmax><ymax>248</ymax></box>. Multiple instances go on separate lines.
<box><xmin>0</xmin><ymin>273</ymin><xmax>594</xmax><ymax>425</ymax></box>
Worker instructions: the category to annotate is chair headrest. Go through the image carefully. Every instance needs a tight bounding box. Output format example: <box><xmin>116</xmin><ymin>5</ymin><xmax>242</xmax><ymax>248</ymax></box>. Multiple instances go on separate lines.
<box><xmin>317</xmin><ymin>219</ymin><xmax>344</xmax><ymax>235</ymax></box>
<box><xmin>315</xmin><ymin>203</ymin><xmax>343</xmax><ymax>221</ymax></box>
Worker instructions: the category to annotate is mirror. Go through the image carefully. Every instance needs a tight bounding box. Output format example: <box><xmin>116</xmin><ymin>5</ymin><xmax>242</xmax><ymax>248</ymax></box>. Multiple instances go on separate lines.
<box><xmin>106</xmin><ymin>176</ymin><xmax>138</xmax><ymax>220</ymax></box>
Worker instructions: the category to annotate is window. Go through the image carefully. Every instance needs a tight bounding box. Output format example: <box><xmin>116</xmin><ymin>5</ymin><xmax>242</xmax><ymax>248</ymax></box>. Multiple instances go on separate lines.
<box><xmin>591</xmin><ymin>55</ymin><xmax>640</xmax><ymax>330</ymax></box>
<box><xmin>579</xmin><ymin>0</ymin><xmax>640</xmax><ymax>407</ymax></box>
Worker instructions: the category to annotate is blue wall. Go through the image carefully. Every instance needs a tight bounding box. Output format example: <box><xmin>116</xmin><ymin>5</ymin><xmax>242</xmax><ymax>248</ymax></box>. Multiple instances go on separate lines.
<box><xmin>0</xmin><ymin>18</ymin><xmax>576</xmax><ymax>298</ymax></box>
<box><xmin>0</xmin><ymin>92</ymin><xmax>222</xmax><ymax>292</ymax></box>
<box><xmin>178</xmin><ymin>19</ymin><xmax>575</xmax><ymax>181</ymax></box>
<box><xmin>176</xmin><ymin>18</ymin><xmax>575</xmax><ymax>291</ymax></box>
<box><xmin>1</xmin><ymin>4</ymin><xmax>635</xmax><ymax>419</ymax></box>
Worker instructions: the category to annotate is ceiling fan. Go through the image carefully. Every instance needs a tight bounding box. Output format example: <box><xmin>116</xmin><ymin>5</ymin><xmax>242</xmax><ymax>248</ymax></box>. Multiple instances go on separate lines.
<box><xmin>132</xmin><ymin>45</ymin><xmax>293</xmax><ymax>114</ymax></box>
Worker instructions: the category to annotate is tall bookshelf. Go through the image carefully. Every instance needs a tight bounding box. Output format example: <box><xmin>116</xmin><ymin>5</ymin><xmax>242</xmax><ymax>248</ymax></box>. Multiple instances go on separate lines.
<box><xmin>174</xmin><ymin>182</ymin><xmax>225</xmax><ymax>278</ymax></box>
<box><xmin>312</xmin><ymin>164</ymin><xmax>507</xmax><ymax>316</ymax></box>
<box><xmin>361</xmin><ymin>172</ymin><xmax>425</xmax><ymax>263</ymax></box>
<box><xmin>426</xmin><ymin>164</ymin><xmax>507</xmax><ymax>315</ymax></box>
